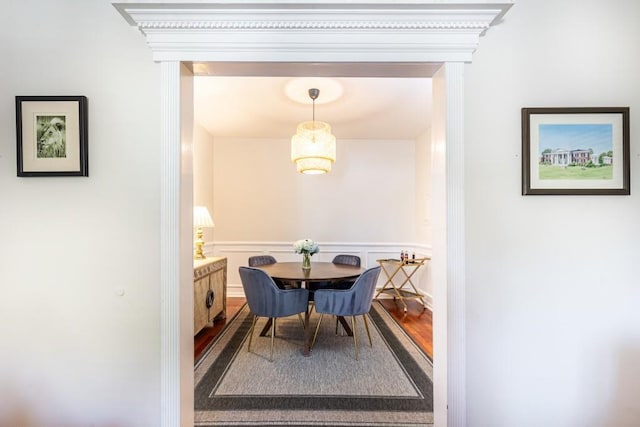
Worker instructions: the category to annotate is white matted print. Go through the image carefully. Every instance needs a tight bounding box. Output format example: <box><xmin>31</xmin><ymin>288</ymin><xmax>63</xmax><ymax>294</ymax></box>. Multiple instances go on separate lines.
<box><xmin>16</xmin><ymin>96</ymin><xmax>88</xmax><ymax>177</ymax></box>
<box><xmin>522</xmin><ymin>107</ymin><xmax>629</xmax><ymax>195</ymax></box>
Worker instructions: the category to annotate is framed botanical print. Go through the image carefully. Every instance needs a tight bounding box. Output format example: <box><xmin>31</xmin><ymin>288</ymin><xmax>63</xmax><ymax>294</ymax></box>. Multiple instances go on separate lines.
<box><xmin>522</xmin><ymin>107</ymin><xmax>630</xmax><ymax>195</ymax></box>
<box><xmin>16</xmin><ymin>96</ymin><xmax>88</xmax><ymax>177</ymax></box>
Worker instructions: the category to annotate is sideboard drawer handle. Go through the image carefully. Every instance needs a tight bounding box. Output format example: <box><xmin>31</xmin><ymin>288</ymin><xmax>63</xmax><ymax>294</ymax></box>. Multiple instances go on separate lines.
<box><xmin>206</xmin><ymin>289</ymin><xmax>214</xmax><ymax>308</ymax></box>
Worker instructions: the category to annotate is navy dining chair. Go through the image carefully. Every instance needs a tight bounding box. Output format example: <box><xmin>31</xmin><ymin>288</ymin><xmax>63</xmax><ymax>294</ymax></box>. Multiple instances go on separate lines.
<box><xmin>248</xmin><ymin>255</ymin><xmax>277</xmax><ymax>267</ymax></box>
<box><xmin>311</xmin><ymin>266</ymin><xmax>381</xmax><ymax>360</ymax></box>
<box><xmin>239</xmin><ymin>266</ymin><xmax>309</xmax><ymax>361</ymax></box>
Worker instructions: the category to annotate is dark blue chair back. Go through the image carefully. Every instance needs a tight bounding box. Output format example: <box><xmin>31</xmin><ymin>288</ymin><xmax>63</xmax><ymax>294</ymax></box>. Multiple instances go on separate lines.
<box><xmin>332</xmin><ymin>254</ymin><xmax>361</xmax><ymax>267</ymax></box>
<box><xmin>314</xmin><ymin>266</ymin><xmax>381</xmax><ymax>317</ymax></box>
<box><xmin>239</xmin><ymin>267</ymin><xmax>308</xmax><ymax>318</ymax></box>
<box><xmin>248</xmin><ymin>255</ymin><xmax>277</xmax><ymax>267</ymax></box>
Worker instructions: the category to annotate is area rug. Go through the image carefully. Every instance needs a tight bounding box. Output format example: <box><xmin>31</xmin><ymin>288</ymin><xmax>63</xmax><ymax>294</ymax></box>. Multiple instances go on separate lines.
<box><xmin>194</xmin><ymin>301</ymin><xmax>433</xmax><ymax>426</ymax></box>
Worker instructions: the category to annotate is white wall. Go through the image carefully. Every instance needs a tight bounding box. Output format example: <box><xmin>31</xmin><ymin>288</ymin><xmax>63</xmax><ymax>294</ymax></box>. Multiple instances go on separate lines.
<box><xmin>208</xmin><ymin>135</ymin><xmax>435</xmax><ymax>291</ymax></box>
<box><xmin>465</xmin><ymin>1</ymin><xmax>640</xmax><ymax>426</ymax></box>
<box><xmin>0</xmin><ymin>2</ymin><xmax>161</xmax><ymax>426</ymax></box>
<box><xmin>14</xmin><ymin>1</ymin><xmax>638</xmax><ymax>425</ymax></box>
<box><xmin>415</xmin><ymin>128</ymin><xmax>433</xmax><ymax>245</ymax></box>
<box><xmin>193</xmin><ymin>122</ymin><xmax>215</xmax><ymax>244</ymax></box>
<box><xmin>211</xmin><ymin>136</ymin><xmax>417</xmax><ymax>242</ymax></box>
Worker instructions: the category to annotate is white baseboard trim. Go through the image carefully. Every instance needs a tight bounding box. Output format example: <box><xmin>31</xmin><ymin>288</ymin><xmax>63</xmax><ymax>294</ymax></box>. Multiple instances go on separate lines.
<box><xmin>227</xmin><ymin>283</ymin><xmax>245</xmax><ymax>298</ymax></box>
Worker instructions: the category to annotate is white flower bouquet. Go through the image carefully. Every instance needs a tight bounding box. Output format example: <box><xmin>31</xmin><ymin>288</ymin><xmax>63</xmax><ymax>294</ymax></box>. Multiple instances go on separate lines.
<box><xmin>293</xmin><ymin>239</ymin><xmax>320</xmax><ymax>256</ymax></box>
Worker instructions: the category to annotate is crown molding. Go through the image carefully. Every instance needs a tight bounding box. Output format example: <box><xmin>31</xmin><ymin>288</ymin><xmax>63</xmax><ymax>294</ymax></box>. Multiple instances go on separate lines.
<box><xmin>113</xmin><ymin>1</ymin><xmax>512</xmax><ymax>62</ymax></box>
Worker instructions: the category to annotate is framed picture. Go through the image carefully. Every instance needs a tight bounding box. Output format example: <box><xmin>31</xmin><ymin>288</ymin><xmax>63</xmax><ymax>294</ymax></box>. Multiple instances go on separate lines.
<box><xmin>522</xmin><ymin>107</ymin><xmax>630</xmax><ymax>195</ymax></box>
<box><xmin>16</xmin><ymin>95</ymin><xmax>88</xmax><ymax>177</ymax></box>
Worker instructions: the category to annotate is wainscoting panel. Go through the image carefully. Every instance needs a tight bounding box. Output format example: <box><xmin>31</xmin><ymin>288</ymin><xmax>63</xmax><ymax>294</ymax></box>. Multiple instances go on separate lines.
<box><xmin>204</xmin><ymin>241</ymin><xmax>432</xmax><ymax>307</ymax></box>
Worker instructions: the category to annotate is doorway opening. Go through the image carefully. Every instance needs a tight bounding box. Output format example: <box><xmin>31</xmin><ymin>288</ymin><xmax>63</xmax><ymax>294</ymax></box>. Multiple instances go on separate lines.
<box><xmin>185</xmin><ymin>61</ymin><xmax>448</xmax><ymax>426</ymax></box>
<box><xmin>191</xmin><ymin>69</ymin><xmax>436</xmax><ymax>372</ymax></box>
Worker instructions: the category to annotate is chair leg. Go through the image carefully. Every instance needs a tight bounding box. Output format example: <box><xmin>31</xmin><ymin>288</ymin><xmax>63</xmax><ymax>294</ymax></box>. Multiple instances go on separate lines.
<box><xmin>248</xmin><ymin>315</ymin><xmax>258</xmax><ymax>353</ymax></box>
<box><xmin>312</xmin><ymin>313</ymin><xmax>324</xmax><ymax>349</ymax></box>
<box><xmin>351</xmin><ymin>316</ymin><xmax>358</xmax><ymax>361</ymax></box>
<box><xmin>270</xmin><ymin>317</ymin><xmax>275</xmax><ymax>362</ymax></box>
<box><xmin>363</xmin><ymin>314</ymin><xmax>373</xmax><ymax>347</ymax></box>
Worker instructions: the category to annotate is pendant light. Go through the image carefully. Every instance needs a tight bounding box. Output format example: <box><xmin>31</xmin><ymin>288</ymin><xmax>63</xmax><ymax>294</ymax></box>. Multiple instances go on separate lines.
<box><xmin>291</xmin><ymin>88</ymin><xmax>337</xmax><ymax>174</ymax></box>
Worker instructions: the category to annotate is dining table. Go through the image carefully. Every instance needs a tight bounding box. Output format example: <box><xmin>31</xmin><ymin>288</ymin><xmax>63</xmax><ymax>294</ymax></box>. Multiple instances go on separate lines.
<box><xmin>255</xmin><ymin>261</ymin><xmax>365</xmax><ymax>356</ymax></box>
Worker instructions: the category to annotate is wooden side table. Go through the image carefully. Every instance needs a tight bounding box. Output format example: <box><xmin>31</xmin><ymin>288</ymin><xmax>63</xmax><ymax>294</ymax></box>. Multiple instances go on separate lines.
<box><xmin>375</xmin><ymin>257</ymin><xmax>430</xmax><ymax>314</ymax></box>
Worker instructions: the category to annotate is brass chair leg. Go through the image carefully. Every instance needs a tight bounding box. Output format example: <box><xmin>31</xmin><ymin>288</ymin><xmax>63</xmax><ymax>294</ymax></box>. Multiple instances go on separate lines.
<box><xmin>312</xmin><ymin>313</ymin><xmax>324</xmax><ymax>349</ymax></box>
<box><xmin>270</xmin><ymin>317</ymin><xmax>275</xmax><ymax>362</ymax></box>
<box><xmin>351</xmin><ymin>316</ymin><xmax>358</xmax><ymax>360</ymax></box>
<box><xmin>248</xmin><ymin>314</ymin><xmax>258</xmax><ymax>352</ymax></box>
<box><xmin>363</xmin><ymin>314</ymin><xmax>373</xmax><ymax>347</ymax></box>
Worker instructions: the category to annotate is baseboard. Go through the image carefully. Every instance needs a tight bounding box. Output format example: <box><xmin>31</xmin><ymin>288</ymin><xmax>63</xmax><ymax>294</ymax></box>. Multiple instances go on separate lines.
<box><xmin>227</xmin><ymin>283</ymin><xmax>245</xmax><ymax>298</ymax></box>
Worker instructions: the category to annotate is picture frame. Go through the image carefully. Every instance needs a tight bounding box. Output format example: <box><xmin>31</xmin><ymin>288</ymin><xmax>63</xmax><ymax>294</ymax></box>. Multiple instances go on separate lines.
<box><xmin>522</xmin><ymin>107</ymin><xmax>630</xmax><ymax>195</ymax></box>
<box><xmin>16</xmin><ymin>95</ymin><xmax>88</xmax><ymax>177</ymax></box>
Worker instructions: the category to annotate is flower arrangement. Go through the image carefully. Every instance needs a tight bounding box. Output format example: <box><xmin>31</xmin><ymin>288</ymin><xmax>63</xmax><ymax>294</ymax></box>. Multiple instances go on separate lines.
<box><xmin>293</xmin><ymin>239</ymin><xmax>320</xmax><ymax>256</ymax></box>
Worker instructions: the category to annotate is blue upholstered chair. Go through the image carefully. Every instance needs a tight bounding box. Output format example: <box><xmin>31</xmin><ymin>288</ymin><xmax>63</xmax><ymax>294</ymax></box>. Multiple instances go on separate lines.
<box><xmin>238</xmin><ymin>266</ymin><xmax>309</xmax><ymax>361</ymax></box>
<box><xmin>311</xmin><ymin>266</ymin><xmax>381</xmax><ymax>360</ymax></box>
<box><xmin>332</xmin><ymin>254</ymin><xmax>361</xmax><ymax>268</ymax></box>
<box><xmin>248</xmin><ymin>255</ymin><xmax>277</xmax><ymax>267</ymax></box>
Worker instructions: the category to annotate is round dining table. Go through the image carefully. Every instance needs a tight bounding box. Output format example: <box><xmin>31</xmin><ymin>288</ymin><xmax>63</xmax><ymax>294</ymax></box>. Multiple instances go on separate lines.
<box><xmin>256</xmin><ymin>261</ymin><xmax>365</xmax><ymax>282</ymax></box>
<box><xmin>255</xmin><ymin>261</ymin><xmax>365</xmax><ymax>356</ymax></box>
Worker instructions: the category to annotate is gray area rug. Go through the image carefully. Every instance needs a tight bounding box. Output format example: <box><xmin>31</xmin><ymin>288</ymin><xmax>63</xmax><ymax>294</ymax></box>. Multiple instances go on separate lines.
<box><xmin>194</xmin><ymin>301</ymin><xmax>433</xmax><ymax>426</ymax></box>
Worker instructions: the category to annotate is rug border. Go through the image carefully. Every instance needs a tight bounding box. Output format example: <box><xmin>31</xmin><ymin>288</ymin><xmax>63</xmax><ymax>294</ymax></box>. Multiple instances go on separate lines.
<box><xmin>194</xmin><ymin>301</ymin><xmax>433</xmax><ymax>414</ymax></box>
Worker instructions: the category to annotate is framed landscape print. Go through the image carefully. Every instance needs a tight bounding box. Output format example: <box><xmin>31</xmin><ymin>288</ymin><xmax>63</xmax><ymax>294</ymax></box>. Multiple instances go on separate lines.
<box><xmin>16</xmin><ymin>95</ymin><xmax>88</xmax><ymax>177</ymax></box>
<box><xmin>522</xmin><ymin>107</ymin><xmax>629</xmax><ymax>195</ymax></box>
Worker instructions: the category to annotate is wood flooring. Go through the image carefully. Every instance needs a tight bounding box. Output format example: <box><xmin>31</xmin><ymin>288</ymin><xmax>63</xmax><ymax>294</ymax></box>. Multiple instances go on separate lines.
<box><xmin>195</xmin><ymin>297</ymin><xmax>433</xmax><ymax>361</ymax></box>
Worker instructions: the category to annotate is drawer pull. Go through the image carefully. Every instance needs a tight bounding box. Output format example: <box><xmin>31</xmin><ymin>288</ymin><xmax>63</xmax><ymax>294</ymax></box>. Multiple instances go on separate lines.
<box><xmin>206</xmin><ymin>289</ymin><xmax>214</xmax><ymax>308</ymax></box>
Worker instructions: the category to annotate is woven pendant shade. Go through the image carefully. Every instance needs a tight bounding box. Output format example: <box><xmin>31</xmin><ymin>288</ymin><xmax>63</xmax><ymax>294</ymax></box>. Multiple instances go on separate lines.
<box><xmin>291</xmin><ymin>120</ymin><xmax>336</xmax><ymax>174</ymax></box>
<box><xmin>290</xmin><ymin>88</ymin><xmax>337</xmax><ymax>175</ymax></box>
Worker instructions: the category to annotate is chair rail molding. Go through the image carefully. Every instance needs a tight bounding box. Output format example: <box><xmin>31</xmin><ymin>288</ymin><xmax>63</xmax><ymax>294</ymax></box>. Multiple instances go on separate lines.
<box><xmin>111</xmin><ymin>2</ymin><xmax>513</xmax><ymax>427</ymax></box>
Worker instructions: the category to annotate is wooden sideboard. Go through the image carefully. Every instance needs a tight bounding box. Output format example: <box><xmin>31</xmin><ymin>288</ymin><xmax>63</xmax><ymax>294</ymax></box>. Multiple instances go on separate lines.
<box><xmin>194</xmin><ymin>257</ymin><xmax>227</xmax><ymax>336</ymax></box>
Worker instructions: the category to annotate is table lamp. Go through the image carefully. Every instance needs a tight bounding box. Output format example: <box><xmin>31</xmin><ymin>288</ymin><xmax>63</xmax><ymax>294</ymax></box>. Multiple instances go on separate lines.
<box><xmin>193</xmin><ymin>206</ymin><xmax>215</xmax><ymax>259</ymax></box>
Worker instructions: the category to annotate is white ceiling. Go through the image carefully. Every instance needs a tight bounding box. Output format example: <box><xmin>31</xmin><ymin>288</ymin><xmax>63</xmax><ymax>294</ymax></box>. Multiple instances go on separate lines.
<box><xmin>193</xmin><ymin>76</ymin><xmax>432</xmax><ymax>140</ymax></box>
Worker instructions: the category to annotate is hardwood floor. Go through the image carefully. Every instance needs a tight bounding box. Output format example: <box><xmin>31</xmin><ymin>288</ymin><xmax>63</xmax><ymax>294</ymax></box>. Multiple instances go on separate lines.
<box><xmin>377</xmin><ymin>297</ymin><xmax>433</xmax><ymax>359</ymax></box>
<box><xmin>195</xmin><ymin>297</ymin><xmax>433</xmax><ymax>361</ymax></box>
<box><xmin>194</xmin><ymin>297</ymin><xmax>246</xmax><ymax>360</ymax></box>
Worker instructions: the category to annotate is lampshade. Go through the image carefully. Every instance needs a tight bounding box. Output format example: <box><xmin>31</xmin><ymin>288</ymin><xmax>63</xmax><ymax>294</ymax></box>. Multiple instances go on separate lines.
<box><xmin>193</xmin><ymin>206</ymin><xmax>214</xmax><ymax>228</ymax></box>
<box><xmin>193</xmin><ymin>206</ymin><xmax>214</xmax><ymax>260</ymax></box>
<box><xmin>291</xmin><ymin>121</ymin><xmax>336</xmax><ymax>174</ymax></box>
<box><xmin>291</xmin><ymin>88</ymin><xmax>336</xmax><ymax>175</ymax></box>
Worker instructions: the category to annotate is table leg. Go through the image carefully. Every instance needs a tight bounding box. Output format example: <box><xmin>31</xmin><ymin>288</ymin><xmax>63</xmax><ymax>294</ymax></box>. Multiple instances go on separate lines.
<box><xmin>302</xmin><ymin>306</ymin><xmax>311</xmax><ymax>356</ymax></box>
<box><xmin>337</xmin><ymin>316</ymin><xmax>353</xmax><ymax>336</ymax></box>
<box><xmin>259</xmin><ymin>318</ymin><xmax>273</xmax><ymax>337</ymax></box>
